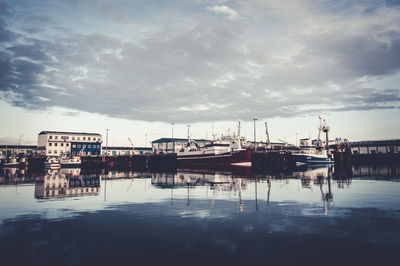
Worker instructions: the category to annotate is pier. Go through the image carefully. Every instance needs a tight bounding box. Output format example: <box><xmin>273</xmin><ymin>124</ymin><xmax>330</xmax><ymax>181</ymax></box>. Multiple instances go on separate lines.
<box><xmin>22</xmin><ymin>150</ymin><xmax>360</xmax><ymax>172</ymax></box>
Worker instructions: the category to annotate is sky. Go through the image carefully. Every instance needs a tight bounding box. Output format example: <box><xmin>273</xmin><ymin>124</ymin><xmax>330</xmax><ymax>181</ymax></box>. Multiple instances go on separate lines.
<box><xmin>0</xmin><ymin>0</ymin><xmax>399</xmax><ymax>147</ymax></box>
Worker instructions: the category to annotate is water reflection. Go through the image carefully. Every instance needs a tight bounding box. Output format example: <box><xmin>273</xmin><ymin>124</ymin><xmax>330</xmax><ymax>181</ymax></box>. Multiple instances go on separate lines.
<box><xmin>353</xmin><ymin>165</ymin><xmax>400</xmax><ymax>177</ymax></box>
<box><xmin>148</xmin><ymin>166</ymin><xmax>348</xmax><ymax>214</ymax></box>
<box><xmin>1</xmin><ymin>165</ymin><xmax>399</xmax><ymax>266</ymax></box>
<box><xmin>0</xmin><ymin>167</ymin><xmax>29</xmax><ymax>184</ymax></box>
<box><xmin>34</xmin><ymin>168</ymin><xmax>101</xmax><ymax>199</ymax></box>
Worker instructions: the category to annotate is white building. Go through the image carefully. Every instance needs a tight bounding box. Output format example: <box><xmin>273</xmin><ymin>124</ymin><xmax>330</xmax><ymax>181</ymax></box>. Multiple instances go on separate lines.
<box><xmin>37</xmin><ymin>131</ymin><xmax>102</xmax><ymax>156</ymax></box>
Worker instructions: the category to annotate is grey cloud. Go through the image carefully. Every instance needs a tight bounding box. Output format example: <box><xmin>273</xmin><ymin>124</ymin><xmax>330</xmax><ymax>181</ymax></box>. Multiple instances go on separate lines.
<box><xmin>301</xmin><ymin>31</ymin><xmax>400</xmax><ymax>78</ymax></box>
<box><xmin>0</xmin><ymin>0</ymin><xmax>400</xmax><ymax>123</ymax></box>
<box><xmin>7</xmin><ymin>44</ymin><xmax>50</xmax><ymax>61</ymax></box>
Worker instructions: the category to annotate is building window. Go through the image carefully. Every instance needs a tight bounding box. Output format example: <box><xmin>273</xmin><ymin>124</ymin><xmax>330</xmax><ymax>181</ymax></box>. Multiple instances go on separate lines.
<box><xmin>55</xmin><ymin>136</ymin><xmax>58</xmax><ymax>139</ymax></box>
<box><xmin>97</xmin><ymin>145</ymin><xmax>100</xmax><ymax>148</ymax></box>
<box><xmin>88</xmin><ymin>137</ymin><xmax>91</xmax><ymax>140</ymax></box>
<box><xmin>55</xmin><ymin>143</ymin><xmax>58</xmax><ymax>147</ymax></box>
<box><xmin>83</xmin><ymin>137</ymin><xmax>86</xmax><ymax>140</ymax></box>
<box><xmin>78</xmin><ymin>145</ymin><xmax>81</xmax><ymax>148</ymax></box>
<box><xmin>77</xmin><ymin>137</ymin><xmax>80</xmax><ymax>140</ymax></box>
<box><xmin>49</xmin><ymin>136</ymin><xmax>52</xmax><ymax>139</ymax></box>
<box><xmin>72</xmin><ymin>137</ymin><xmax>75</xmax><ymax>140</ymax></box>
<box><xmin>72</xmin><ymin>151</ymin><xmax>76</xmax><ymax>155</ymax></box>
<box><xmin>54</xmin><ymin>150</ymin><xmax>57</xmax><ymax>154</ymax></box>
<box><xmin>83</xmin><ymin>145</ymin><xmax>86</xmax><ymax>148</ymax></box>
<box><xmin>61</xmin><ymin>143</ymin><xmax>64</xmax><ymax>147</ymax></box>
<box><xmin>88</xmin><ymin>145</ymin><xmax>91</xmax><ymax>148</ymax></box>
<box><xmin>72</xmin><ymin>144</ymin><xmax>76</xmax><ymax>148</ymax></box>
<box><xmin>48</xmin><ymin>150</ymin><xmax>52</xmax><ymax>154</ymax></box>
<box><xmin>49</xmin><ymin>143</ymin><xmax>52</xmax><ymax>146</ymax></box>
<box><xmin>98</xmin><ymin>137</ymin><xmax>101</xmax><ymax>141</ymax></box>
<box><xmin>66</xmin><ymin>143</ymin><xmax>69</xmax><ymax>147</ymax></box>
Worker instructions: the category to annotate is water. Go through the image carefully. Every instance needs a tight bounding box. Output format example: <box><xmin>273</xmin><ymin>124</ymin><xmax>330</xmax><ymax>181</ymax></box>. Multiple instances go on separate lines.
<box><xmin>0</xmin><ymin>165</ymin><xmax>399</xmax><ymax>266</ymax></box>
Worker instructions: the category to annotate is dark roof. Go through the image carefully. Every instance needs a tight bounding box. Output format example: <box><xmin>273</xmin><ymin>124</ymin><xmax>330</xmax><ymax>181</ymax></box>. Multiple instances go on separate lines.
<box><xmin>349</xmin><ymin>139</ymin><xmax>400</xmax><ymax>146</ymax></box>
<box><xmin>152</xmin><ymin>138</ymin><xmax>209</xmax><ymax>143</ymax></box>
<box><xmin>39</xmin><ymin>131</ymin><xmax>101</xmax><ymax>136</ymax></box>
<box><xmin>103</xmin><ymin>146</ymin><xmax>152</xmax><ymax>150</ymax></box>
<box><xmin>0</xmin><ymin>145</ymin><xmax>37</xmax><ymax>149</ymax></box>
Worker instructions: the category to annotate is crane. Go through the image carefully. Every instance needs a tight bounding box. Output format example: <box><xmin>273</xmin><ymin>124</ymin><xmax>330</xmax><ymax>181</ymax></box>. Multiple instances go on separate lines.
<box><xmin>128</xmin><ymin>137</ymin><xmax>135</xmax><ymax>155</ymax></box>
<box><xmin>265</xmin><ymin>121</ymin><xmax>271</xmax><ymax>149</ymax></box>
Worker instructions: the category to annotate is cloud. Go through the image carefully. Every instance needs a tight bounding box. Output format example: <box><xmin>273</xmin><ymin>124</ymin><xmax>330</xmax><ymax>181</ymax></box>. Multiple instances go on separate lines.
<box><xmin>207</xmin><ymin>5</ymin><xmax>238</xmax><ymax>19</ymax></box>
<box><xmin>0</xmin><ymin>0</ymin><xmax>399</xmax><ymax>123</ymax></box>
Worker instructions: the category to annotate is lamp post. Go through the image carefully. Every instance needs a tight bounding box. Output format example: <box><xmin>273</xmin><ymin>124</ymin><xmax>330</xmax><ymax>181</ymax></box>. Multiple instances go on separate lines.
<box><xmin>187</xmin><ymin>125</ymin><xmax>191</xmax><ymax>142</ymax></box>
<box><xmin>253</xmin><ymin>118</ymin><xmax>258</xmax><ymax>151</ymax></box>
<box><xmin>17</xmin><ymin>135</ymin><xmax>23</xmax><ymax>155</ymax></box>
<box><xmin>105</xmin><ymin>129</ymin><xmax>109</xmax><ymax>156</ymax></box>
<box><xmin>171</xmin><ymin>123</ymin><xmax>175</xmax><ymax>153</ymax></box>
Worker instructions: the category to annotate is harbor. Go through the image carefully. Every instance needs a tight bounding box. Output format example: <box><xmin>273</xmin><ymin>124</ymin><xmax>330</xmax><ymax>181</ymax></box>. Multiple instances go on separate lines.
<box><xmin>2</xmin><ymin>117</ymin><xmax>398</xmax><ymax>266</ymax></box>
<box><xmin>1</xmin><ymin>116</ymin><xmax>399</xmax><ymax>172</ymax></box>
<box><xmin>2</xmin><ymin>0</ymin><xmax>400</xmax><ymax>264</ymax></box>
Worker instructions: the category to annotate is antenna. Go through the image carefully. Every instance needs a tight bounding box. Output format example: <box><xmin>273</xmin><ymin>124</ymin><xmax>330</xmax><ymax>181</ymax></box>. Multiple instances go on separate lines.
<box><xmin>128</xmin><ymin>137</ymin><xmax>134</xmax><ymax>155</ymax></box>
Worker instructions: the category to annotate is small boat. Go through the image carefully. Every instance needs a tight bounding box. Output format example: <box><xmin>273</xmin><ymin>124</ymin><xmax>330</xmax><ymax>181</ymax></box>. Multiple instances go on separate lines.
<box><xmin>0</xmin><ymin>154</ymin><xmax>6</xmax><ymax>166</ymax></box>
<box><xmin>60</xmin><ymin>156</ymin><xmax>81</xmax><ymax>167</ymax></box>
<box><xmin>44</xmin><ymin>157</ymin><xmax>61</xmax><ymax>169</ymax></box>
<box><xmin>3</xmin><ymin>156</ymin><xmax>20</xmax><ymax>167</ymax></box>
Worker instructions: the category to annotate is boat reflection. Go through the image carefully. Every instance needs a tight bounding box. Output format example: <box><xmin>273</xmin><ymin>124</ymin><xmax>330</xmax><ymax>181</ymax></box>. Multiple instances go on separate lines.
<box><xmin>34</xmin><ymin>168</ymin><xmax>101</xmax><ymax>199</ymax></box>
<box><xmin>150</xmin><ymin>166</ymin><xmax>349</xmax><ymax>214</ymax></box>
<box><xmin>0</xmin><ymin>167</ymin><xmax>29</xmax><ymax>184</ymax></box>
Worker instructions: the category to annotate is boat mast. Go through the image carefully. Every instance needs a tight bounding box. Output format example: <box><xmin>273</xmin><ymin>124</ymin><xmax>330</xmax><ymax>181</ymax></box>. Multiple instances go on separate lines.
<box><xmin>322</xmin><ymin>119</ymin><xmax>330</xmax><ymax>150</ymax></box>
<box><xmin>187</xmin><ymin>124</ymin><xmax>191</xmax><ymax>143</ymax></box>
<box><xmin>317</xmin><ymin>115</ymin><xmax>323</xmax><ymax>148</ymax></box>
<box><xmin>265</xmin><ymin>121</ymin><xmax>271</xmax><ymax>149</ymax></box>
<box><xmin>237</xmin><ymin>119</ymin><xmax>241</xmax><ymax>149</ymax></box>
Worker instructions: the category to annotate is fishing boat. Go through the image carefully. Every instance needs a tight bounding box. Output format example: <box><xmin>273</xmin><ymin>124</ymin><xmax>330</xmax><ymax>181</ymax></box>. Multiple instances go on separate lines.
<box><xmin>59</xmin><ymin>155</ymin><xmax>81</xmax><ymax>167</ymax></box>
<box><xmin>177</xmin><ymin>121</ymin><xmax>253</xmax><ymax>167</ymax></box>
<box><xmin>292</xmin><ymin>147</ymin><xmax>334</xmax><ymax>165</ymax></box>
<box><xmin>44</xmin><ymin>157</ymin><xmax>61</xmax><ymax>169</ymax></box>
<box><xmin>292</xmin><ymin>116</ymin><xmax>335</xmax><ymax>165</ymax></box>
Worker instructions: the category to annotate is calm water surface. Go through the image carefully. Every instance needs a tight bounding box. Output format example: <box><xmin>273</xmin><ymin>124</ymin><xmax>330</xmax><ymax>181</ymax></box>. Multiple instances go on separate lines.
<box><xmin>0</xmin><ymin>165</ymin><xmax>399</xmax><ymax>266</ymax></box>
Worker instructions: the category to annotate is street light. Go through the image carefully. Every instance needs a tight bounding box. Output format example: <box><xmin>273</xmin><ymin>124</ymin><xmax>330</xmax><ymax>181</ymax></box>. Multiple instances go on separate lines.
<box><xmin>105</xmin><ymin>129</ymin><xmax>109</xmax><ymax>156</ymax></box>
<box><xmin>253</xmin><ymin>118</ymin><xmax>258</xmax><ymax>151</ymax></box>
<box><xmin>17</xmin><ymin>135</ymin><xmax>23</xmax><ymax>155</ymax></box>
<box><xmin>171</xmin><ymin>123</ymin><xmax>175</xmax><ymax>153</ymax></box>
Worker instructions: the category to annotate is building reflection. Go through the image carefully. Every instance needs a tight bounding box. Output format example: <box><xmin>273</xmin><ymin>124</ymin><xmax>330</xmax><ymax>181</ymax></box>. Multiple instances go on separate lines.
<box><xmin>34</xmin><ymin>168</ymin><xmax>100</xmax><ymax>199</ymax></box>
<box><xmin>352</xmin><ymin>165</ymin><xmax>400</xmax><ymax>177</ymax></box>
